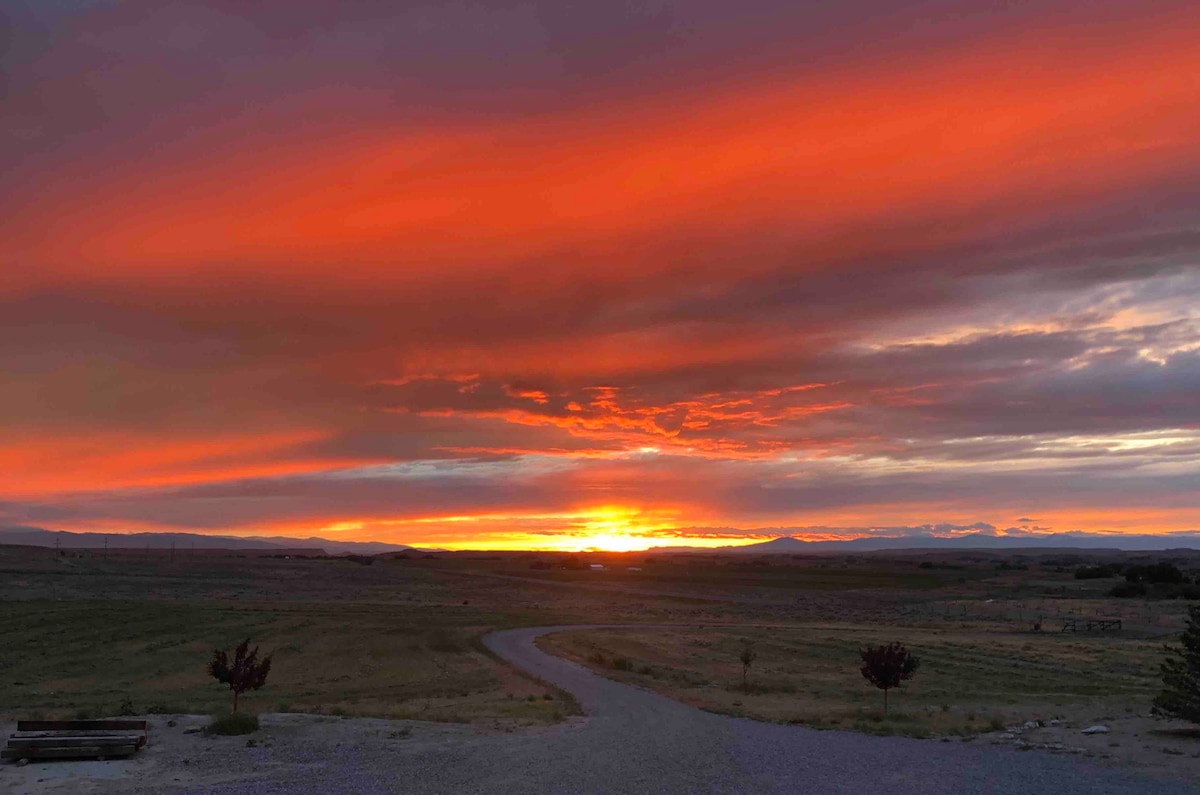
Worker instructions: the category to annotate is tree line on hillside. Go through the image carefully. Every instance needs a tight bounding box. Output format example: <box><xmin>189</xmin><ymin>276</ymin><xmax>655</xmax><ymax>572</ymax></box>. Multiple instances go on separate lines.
<box><xmin>1074</xmin><ymin>561</ymin><xmax>1200</xmax><ymax>599</ymax></box>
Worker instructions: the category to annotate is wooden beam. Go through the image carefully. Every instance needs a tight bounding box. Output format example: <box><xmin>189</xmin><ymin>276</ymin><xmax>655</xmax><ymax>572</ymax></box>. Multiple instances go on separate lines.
<box><xmin>7</xmin><ymin>736</ymin><xmax>143</xmax><ymax>748</ymax></box>
<box><xmin>16</xmin><ymin>720</ymin><xmax>147</xmax><ymax>732</ymax></box>
<box><xmin>2</xmin><ymin>744</ymin><xmax>138</xmax><ymax>761</ymax></box>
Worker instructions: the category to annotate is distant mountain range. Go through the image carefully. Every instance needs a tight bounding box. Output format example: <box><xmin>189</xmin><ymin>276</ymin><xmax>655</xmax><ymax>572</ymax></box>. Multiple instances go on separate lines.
<box><xmin>0</xmin><ymin>525</ymin><xmax>415</xmax><ymax>556</ymax></box>
<box><xmin>5</xmin><ymin>525</ymin><xmax>1199</xmax><ymax>556</ymax></box>
<box><xmin>720</xmin><ymin>532</ymin><xmax>1200</xmax><ymax>553</ymax></box>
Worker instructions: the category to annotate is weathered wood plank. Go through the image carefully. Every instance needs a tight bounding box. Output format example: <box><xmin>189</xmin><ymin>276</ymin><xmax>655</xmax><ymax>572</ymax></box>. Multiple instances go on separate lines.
<box><xmin>2</xmin><ymin>744</ymin><xmax>138</xmax><ymax>761</ymax></box>
<box><xmin>16</xmin><ymin>720</ymin><xmax>147</xmax><ymax>732</ymax></box>
<box><xmin>12</xmin><ymin>730</ymin><xmax>147</xmax><ymax>739</ymax></box>
<box><xmin>7</xmin><ymin>735</ymin><xmax>142</xmax><ymax>748</ymax></box>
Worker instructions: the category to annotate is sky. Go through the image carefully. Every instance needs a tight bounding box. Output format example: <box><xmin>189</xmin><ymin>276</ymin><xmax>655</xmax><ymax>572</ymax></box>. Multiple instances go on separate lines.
<box><xmin>2</xmin><ymin>0</ymin><xmax>1199</xmax><ymax>550</ymax></box>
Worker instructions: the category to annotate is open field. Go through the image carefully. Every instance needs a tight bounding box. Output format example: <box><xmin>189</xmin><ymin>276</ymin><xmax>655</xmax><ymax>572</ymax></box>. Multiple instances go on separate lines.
<box><xmin>0</xmin><ymin>600</ymin><xmax>573</xmax><ymax>725</ymax></box>
<box><xmin>1</xmin><ymin>543</ymin><xmax>1198</xmax><ymax>785</ymax></box>
<box><xmin>539</xmin><ymin>623</ymin><xmax>1166</xmax><ymax>737</ymax></box>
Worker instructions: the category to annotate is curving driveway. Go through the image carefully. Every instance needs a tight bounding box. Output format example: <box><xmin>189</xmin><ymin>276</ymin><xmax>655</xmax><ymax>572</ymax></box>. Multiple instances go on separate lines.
<box><xmin>480</xmin><ymin>625</ymin><xmax>1192</xmax><ymax>795</ymax></box>
<box><xmin>127</xmin><ymin>625</ymin><xmax>1193</xmax><ymax>794</ymax></box>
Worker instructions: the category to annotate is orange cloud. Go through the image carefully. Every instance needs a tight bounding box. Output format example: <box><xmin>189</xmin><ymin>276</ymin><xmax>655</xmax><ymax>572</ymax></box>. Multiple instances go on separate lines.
<box><xmin>0</xmin><ymin>430</ymin><xmax>361</xmax><ymax>498</ymax></box>
<box><xmin>3</xmin><ymin>5</ymin><xmax>1199</xmax><ymax>548</ymax></box>
<box><xmin>6</xmin><ymin>7</ymin><xmax>1199</xmax><ymax>294</ymax></box>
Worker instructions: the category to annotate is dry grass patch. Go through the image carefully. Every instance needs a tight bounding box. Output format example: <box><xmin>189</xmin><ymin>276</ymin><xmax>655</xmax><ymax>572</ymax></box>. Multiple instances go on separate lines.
<box><xmin>0</xmin><ymin>600</ymin><xmax>577</xmax><ymax>725</ymax></box>
<box><xmin>540</xmin><ymin>624</ymin><xmax>1165</xmax><ymax>738</ymax></box>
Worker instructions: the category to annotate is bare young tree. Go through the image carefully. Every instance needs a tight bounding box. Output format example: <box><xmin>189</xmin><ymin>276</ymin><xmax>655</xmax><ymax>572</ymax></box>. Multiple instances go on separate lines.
<box><xmin>739</xmin><ymin>639</ymin><xmax>758</xmax><ymax>692</ymax></box>
<box><xmin>208</xmin><ymin>639</ymin><xmax>273</xmax><ymax>714</ymax></box>
<box><xmin>859</xmin><ymin>642</ymin><xmax>919</xmax><ymax>715</ymax></box>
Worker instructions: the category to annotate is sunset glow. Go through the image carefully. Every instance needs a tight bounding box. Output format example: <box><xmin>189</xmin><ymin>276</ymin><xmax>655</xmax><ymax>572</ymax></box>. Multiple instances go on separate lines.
<box><xmin>3</xmin><ymin>1</ymin><xmax>1199</xmax><ymax>551</ymax></box>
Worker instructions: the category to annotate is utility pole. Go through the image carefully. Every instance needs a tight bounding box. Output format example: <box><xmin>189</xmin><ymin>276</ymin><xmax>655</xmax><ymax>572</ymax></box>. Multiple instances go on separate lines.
<box><xmin>104</xmin><ymin>535</ymin><xmax>108</xmax><ymax>562</ymax></box>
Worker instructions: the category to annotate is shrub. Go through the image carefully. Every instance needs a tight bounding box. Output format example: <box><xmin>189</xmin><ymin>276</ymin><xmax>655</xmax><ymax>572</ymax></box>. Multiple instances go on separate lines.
<box><xmin>204</xmin><ymin>712</ymin><xmax>260</xmax><ymax>736</ymax></box>
<box><xmin>860</xmin><ymin>642</ymin><xmax>919</xmax><ymax>715</ymax></box>
<box><xmin>612</xmin><ymin>657</ymin><xmax>634</xmax><ymax>671</ymax></box>
<box><xmin>1153</xmin><ymin>604</ymin><xmax>1200</xmax><ymax>724</ymax></box>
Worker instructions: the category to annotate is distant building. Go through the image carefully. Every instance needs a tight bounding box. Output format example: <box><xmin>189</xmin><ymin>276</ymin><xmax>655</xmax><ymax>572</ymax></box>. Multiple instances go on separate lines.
<box><xmin>626</xmin><ymin>566</ymin><xmax>642</xmax><ymax>572</ymax></box>
<box><xmin>589</xmin><ymin>563</ymin><xmax>605</xmax><ymax>570</ymax></box>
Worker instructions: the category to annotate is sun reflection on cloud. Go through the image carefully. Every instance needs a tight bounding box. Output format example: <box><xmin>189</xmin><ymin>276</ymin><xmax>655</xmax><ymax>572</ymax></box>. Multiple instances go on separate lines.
<box><xmin>324</xmin><ymin>505</ymin><xmax>753</xmax><ymax>552</ymax></box>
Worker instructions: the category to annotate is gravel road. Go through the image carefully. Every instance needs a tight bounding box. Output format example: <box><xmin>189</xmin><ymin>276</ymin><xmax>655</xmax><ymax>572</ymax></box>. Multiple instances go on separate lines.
<box><xmin>102</xmin><ymin>625</ymin><xmax>1195</xmax><ymax>794</ymax></box>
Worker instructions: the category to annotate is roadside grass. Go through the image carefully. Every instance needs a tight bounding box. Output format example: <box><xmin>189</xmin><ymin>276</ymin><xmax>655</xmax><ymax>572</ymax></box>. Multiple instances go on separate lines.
<box><xmin>540</xmin><ymin>624</ymin><xmax>1164</xmax><ymax>738</ymax></box>
<box><xmin>204</xmin><ymin>711</ymin><xmax>260</xmax><ymax>735</ymax></box>
<box><xmin>0</xmin><ymin>600</ymin><xmax>571</xmax><ymax>725</ymax></box>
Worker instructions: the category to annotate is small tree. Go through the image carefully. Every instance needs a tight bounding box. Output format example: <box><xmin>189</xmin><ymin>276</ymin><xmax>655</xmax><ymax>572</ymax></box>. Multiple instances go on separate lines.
<box><xmin>1153</xmin><ymin>604</ymin><xmax>1200</xmax><ymax>724</ymax></box>
<box><xmin>208</xmin><ymin>639</ymin><xmax>273</xmax><ymax>714</ymax></box>
<box><xmin>739</xmin><ymin>639</ymin><xmax>758</xmax><ymax>692</ymax></box>
<box><xmin>860</xmin><ymin>642</ymin><xmax>919</xmax><ymax>715</ymax></box>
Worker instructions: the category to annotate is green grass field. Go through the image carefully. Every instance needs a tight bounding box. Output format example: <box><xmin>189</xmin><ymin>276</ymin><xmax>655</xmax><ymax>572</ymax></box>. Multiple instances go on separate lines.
<box><xmin>0</xmin><ymin>600</ymin><xmax>576</xmax><ymax>724</ymax></box>
<box><xmin>540</xmin><ymin>623</ymin><xmax>1167</xmax><ymax>737</ymax></box>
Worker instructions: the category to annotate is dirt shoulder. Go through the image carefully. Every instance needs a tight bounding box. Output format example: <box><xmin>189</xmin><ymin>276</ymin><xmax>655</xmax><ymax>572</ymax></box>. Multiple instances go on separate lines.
<box><xmin>0</xmin><ymin>713</ymin><xmax>484</xmax><ymax>794</ymax></box>
<box><xmin>978</xmin><ymin>711</ymin><xmax>1200</xmax><ymax>785</ymax></box>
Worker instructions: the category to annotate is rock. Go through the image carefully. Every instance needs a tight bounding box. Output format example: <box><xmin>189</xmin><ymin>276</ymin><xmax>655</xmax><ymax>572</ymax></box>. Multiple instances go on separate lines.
<box><xmin>1048</xmin><ymin>719</ymin><xmax>1063</xmax><ymax>727</ymax></box>
<box><xmin>1081</xmin><ymin>725</ymin><xmax>1109</xmax><ymax>735</ymax></box>
<box><xmin>1000</xmin><ymin>733</ymin><xmax>1016</xmax><ymax>740</ymax></box>
<box><xmin>1023</xmin><ymin>721</ymin><xmax>1041</xmax><ymax>729</ymax></box>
